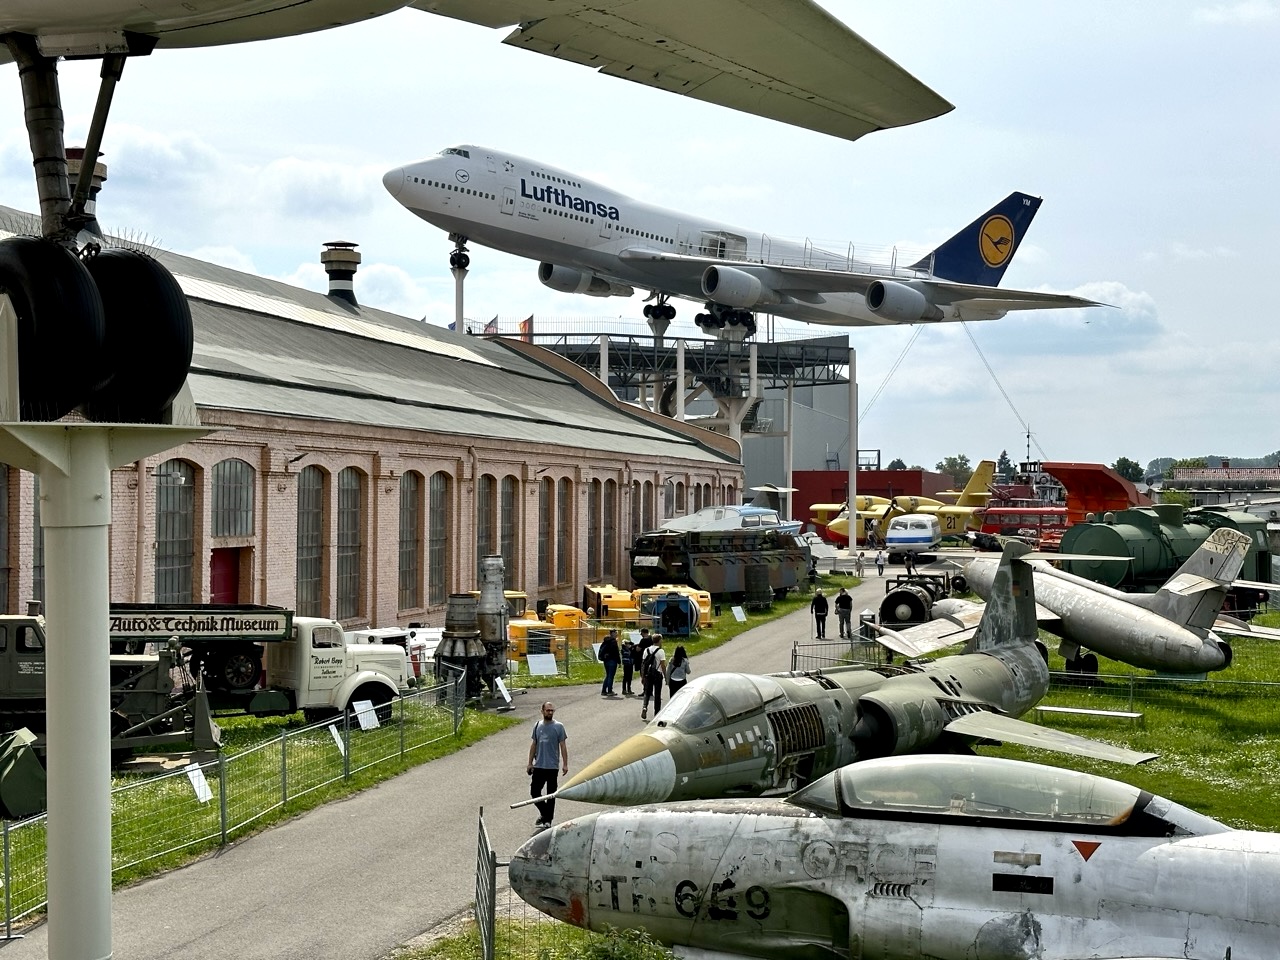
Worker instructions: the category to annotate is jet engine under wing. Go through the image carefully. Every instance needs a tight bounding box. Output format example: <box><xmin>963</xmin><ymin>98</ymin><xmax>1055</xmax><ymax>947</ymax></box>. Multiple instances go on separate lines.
<box><xmin>944</xmin><ymin>711</ymin><xmax>1158</xmax><ymax>765</ymax></box>
<box><xmin>620</xmin><ymin>249</ymin><xmax>1103</xmax><ymax>320</ymax></box>
<box><xmin>413</xmin><ymin>0</ymin><xmax>954</xmax><ymax>141</ymax></box>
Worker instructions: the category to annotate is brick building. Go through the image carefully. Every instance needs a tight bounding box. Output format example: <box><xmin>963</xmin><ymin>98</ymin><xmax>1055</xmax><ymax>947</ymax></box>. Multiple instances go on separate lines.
<box><xmin>0</xmin><ymin>228</ymin><xmax>742</xmax><ymax>628</ymax></box>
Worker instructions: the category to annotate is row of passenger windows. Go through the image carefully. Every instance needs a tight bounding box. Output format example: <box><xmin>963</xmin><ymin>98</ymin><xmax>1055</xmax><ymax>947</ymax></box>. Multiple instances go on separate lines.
<box><xmin>535</xmin><ymin>206</ymin><xmax>672</xmax><ymax>243</ymax></box>
<box><xmin>530</xmin><ymin>170</ymin><xmax>581</xmax><ymax>188</ymax></box>
<box><xmin>412</xmin><ymin>176</ymin><xmax>495</xmax><ymax>201</ymax></box>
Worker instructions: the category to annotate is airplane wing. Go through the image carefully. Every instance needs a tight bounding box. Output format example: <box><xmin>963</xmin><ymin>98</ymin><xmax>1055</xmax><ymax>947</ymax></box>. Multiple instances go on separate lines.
<box><xmin>944</xmin><ymin>712</ymin><xmax>1157</xmax><ymax>765</ymax></box>
<box><xmin>618</xmin><ymin>249</ymin><xmax>1102</xmax><ymax>317</ymax></box>
<box><xmin>871</xmin><ymin>610</ymin><xmax>983</xmax><ymax>658</ymax></box>
<box><xmin>1211</xmin><ymin>614</ymin><xmax>1280</xmax><ymax>641</ymax></box>
<box><xmin>414</xmin><ymin>0</ymin><xmax>953</xmax><ymax>142</ymax></box>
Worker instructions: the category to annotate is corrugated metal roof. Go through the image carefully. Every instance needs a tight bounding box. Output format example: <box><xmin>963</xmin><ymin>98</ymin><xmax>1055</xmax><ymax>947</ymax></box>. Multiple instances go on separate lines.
<box><xmin>0</xmin><ymin>208</ymin><xmax>734</xmax><ymax>465</ymax></box>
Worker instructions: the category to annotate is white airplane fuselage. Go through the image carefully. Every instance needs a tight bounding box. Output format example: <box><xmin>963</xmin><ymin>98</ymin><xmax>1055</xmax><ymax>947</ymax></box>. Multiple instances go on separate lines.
<box><xmin>383</xmin><ymin>145</ymin><xmax>974</xmax><ymax>328</ymax></box>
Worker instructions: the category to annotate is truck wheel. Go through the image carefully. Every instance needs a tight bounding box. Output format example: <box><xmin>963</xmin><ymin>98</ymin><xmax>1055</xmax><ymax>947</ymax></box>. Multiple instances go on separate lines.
<box><xmin>350</xmin><ymin>685</ymin><xmax>394</xmax><ymax>724</ymax></box>
<box><xmin>218</xmin><ymin>650</ymin><xmax>263</xmax><ymax>691</ymax></box>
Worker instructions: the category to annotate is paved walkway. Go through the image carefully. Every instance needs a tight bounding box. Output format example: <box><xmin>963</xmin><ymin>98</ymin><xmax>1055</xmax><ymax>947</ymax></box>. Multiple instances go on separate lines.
<box><xmin>3</xmin><ymin>571</ymin><xmax>901</xmax><ymax>960</ymax></box>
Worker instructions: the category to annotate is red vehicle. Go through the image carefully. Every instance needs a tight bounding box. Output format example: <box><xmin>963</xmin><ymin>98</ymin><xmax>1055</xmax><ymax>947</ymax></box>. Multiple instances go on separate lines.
<box><xmin>979</xmin><ymin>505</ymin><xmax>1069</xmax><ymax>549</ymax></box>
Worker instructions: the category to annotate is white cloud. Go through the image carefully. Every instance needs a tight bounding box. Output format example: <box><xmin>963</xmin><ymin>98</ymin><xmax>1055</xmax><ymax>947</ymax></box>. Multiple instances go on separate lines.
<box><xmin>1194</xmin><ymin>1</ymin><xmax>1278</xmax><ymax>24</ymax></box>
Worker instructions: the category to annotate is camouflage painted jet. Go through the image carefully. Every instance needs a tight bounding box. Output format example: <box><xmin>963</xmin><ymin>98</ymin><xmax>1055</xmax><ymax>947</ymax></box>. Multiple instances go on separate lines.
<box><xmin>531</xmin><ymin>542</ymin><xmax>1152</xmax><ymax>810</ymax></box>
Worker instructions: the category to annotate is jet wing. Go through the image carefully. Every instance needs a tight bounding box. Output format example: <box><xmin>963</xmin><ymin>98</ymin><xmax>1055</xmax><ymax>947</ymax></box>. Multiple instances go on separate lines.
<box><xmin>414</xmin><ymin>0</ymin><xmax>953</xmax><ymax>141</ymax></box>
<box><xmin>871</xmin><ymin>610</ymin><xmax>983</xmax><ymax>658</ymax></box>
<box><xmin>1211</xmin><ymin>614</ymin><xmax>1280</xmax><ymax>641</ymax></box>
<box><xmin>618</xmin><ymin>249</ymin><xmax>1102</xmax><ymax>315</ymax></box>
<box><xmin>945</xmin><ymin>712</ymin><xmax>1157</xmax><ymax>765</ymax></box>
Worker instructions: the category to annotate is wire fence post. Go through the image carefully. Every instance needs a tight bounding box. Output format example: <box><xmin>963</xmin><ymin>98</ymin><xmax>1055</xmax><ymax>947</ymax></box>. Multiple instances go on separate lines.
<box><xmin>280</xmin><ymin>727</ymin><xmax>289</xmax><ymax>806</ymax></box>
<box><xmin>3</xmin><ymin>817</ymin><xmax>10</xmax><ymax>940</ymax></box>
<box><xmin>399</xmin><ymin>693</ymin><xmax>406</xmax><ymax>759</ymax></box>
<box><xmin>342</xmin><ymin>711</ymin><xmax>351</xmax><ymax>780</ymax></box>
<box><xmin>218</xmin><ymin>753</ymin><xmax>229</xmax><ymax>846</ymax></box>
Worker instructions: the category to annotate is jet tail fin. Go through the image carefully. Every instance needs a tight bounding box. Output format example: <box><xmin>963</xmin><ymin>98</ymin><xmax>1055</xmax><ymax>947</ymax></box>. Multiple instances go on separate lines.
<box><xmin>966</xmin><ymin>540</ymin><xmax>1037</xmax><ymax>653</ymax></box>
<box><xmin>955</xmin><ymin>460</ymin><xmax>996</xmax><ymax>507</ymax></box>
<box><xmin>1148</xmin><ymin>528</ymin><xmax>1252</xmax><ymax>630</ymax></box>
<box><xmin>909</xmin><ymin>192</ymin><xmax>1041</xmax><ymax>286</ymax></box>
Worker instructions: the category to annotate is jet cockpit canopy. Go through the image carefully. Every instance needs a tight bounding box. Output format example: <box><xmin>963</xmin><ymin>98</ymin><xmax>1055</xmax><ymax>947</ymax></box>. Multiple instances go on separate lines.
<box><xmin>789</xmin><ymin>755</ymin><xmax>1229</xmax><ymax>838</ymax></box>
<box><xmin>655</xmin><ymin>672</ymin><xmax>785</xmax><ymax>733</ymax></box>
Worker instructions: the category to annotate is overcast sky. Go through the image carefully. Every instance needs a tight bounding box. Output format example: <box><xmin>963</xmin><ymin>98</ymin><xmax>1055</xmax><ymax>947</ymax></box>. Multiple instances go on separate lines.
<box><xmin>2</xmin><ymin>1</ymin><xmax>1277</xmax><ymax>471</ymax></box>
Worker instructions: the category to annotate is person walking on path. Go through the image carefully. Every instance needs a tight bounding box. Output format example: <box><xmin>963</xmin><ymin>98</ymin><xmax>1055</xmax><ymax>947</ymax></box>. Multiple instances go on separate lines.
<box><xmin>667</xmin><ymin>645</ymin><xmax>692</xmax><ymax>698</ymax></box>
<box><xmin>875</xmin><ymin>549</ymin><xmax>886</xmax><ymax>576</ymax></box>
<box><xmin>854</xmin><ymin>551</ymin><xmax>865</xmax><ymax>578</ymax></box>
<box><xmin>598</xmin><ymin>629</ymin><xmax>621</xmax><ymax>696</ymax></box>
<box><xmin>639</xmin><ymin>634</ymin><xmax>667</xmax><ymax>720</ymax></box>
<box><xmin>526</xmin><ymin>701</ymin><xmax>568</xmax><ymax>829</ymax></box>
<box><xmin>629</xmin><ymin>628</ymin><xmax>651</xmax><ymax>697</ymax></box>
<box><xmin>834</xmin><ymin>587</ymin><xmax>854</xmax><ymax>639</ymax></box>
<box><xmin>810</xmin><ymin>589</ymin><xmax>829</xmax><ymax>639</ymax></box>
<box><xmin>619</xmin><ymin>633</ymin><xmax>636</xmax><ymax>695</ymax></box>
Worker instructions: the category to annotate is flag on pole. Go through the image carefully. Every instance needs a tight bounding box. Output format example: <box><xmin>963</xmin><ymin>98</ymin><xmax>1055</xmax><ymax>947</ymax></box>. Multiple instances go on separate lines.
<box><xmin>483</xmin><ymin>316</ymin><xmax>498</xmax><ymax>335</ymax></box>
<box><xmin>447</xmin><ymin>320</ymin><xmax>456</xmax><ymax>331</ymax></box>
<box><xmin>518</xmin><ymin>315</ymin><xmax>533</xmax><ymax>342</ymax></box>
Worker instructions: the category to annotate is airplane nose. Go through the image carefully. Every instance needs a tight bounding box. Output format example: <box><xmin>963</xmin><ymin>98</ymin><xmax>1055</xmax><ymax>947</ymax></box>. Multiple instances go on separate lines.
<box><xmin>509</xmin><ymin>817</ymin><xmax>596</xmax><ymax>927</ymax></box>
<box><xmin>382</xmin><ymin>166</ymin><xmax>405</xmax><ymax>198</ymax></box>
<box><xmin>556</xmin><ymin>733</ymin><xmax>677</xmax><ymax>805</ymax></box>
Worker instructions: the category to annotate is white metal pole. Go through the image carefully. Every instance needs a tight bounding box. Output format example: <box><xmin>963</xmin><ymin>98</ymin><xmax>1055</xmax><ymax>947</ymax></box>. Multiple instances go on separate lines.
<box><xmin>676</xmin><ymin>340</ymin><xmax>685</xmax><ymax>421</ymax></box>
<box><xmin>848</xmin><ymin>347</ymin><xmax>857</xmax><ymax>545</ymax></box>
<box><xmin>452</xmin><ymin>266</ymin><xmax>467</xmax><ymax>332</ymax></box>
<box><xmin>43</xmin><ymin>428</ymin><xmax>112</xmax><ymax>960</ymax></box>
<box><xmin>599</xmin><ymin>334</ymin><xmax>610</xmax><ymax>387</ymax></box>
<box><xmin>784</xmin><ymin>381</ymin><xmax>795</xmax><ymax>522</ymax></box>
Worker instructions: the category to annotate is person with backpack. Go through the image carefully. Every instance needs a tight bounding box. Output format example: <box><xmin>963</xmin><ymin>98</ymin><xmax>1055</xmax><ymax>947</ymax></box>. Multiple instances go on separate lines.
<box><xmin>667</xmin><ymin>645</ymin><xmax>692</xmax><ymax>697</ymax></box>
<box><xmin>639</xmin><ymin>634</ymin><xmax>667</xmax><ymax>721</ymax></box>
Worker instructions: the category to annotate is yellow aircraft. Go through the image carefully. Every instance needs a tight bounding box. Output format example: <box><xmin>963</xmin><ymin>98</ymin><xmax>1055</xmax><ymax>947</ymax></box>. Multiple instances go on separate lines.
<box><xmin>812</xmin><ymin>496</ymin><xmax>902</xmax><ymax>545</ymax></box>
<box><xmin>891</xmin><ymin>459</ymin><xmax>995</xmax><ymax>536</ymax></box>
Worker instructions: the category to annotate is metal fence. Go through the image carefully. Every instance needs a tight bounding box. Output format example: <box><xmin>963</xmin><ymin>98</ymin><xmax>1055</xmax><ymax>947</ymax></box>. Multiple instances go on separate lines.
<box><xmin>0</xmin><ymin>674</ymin><xmax>466</xmax><ymax>936</ymax></box>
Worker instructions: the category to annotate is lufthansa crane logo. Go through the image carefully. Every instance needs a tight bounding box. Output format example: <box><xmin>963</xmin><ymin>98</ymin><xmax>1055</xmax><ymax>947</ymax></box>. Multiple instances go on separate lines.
<box><xmin>979</xmin><ymin>214</ymin><xmax>1015</xmax><ymax>268</ymax></box>
<box><xmin>455</xmin><ymin>169</ymin><xmax>470</xmax><ymax>184</ymax></box>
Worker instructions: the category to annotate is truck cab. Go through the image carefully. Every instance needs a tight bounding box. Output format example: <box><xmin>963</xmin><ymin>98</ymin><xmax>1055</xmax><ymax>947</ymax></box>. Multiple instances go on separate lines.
<box><xmin>266</xmin><ymin>618</ymin><xmax>411</xmax><ymax>719</ymax></box>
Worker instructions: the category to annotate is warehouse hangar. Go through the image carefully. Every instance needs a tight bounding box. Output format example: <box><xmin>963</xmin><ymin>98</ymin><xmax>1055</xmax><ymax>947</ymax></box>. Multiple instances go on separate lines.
<box><xmin>0</xmin><ymin>210</ymin><xmax>742</xmax><ymax>627</ymax></box>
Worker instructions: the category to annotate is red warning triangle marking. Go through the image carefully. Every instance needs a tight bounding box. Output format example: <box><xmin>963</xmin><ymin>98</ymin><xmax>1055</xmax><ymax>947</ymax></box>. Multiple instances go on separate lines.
<box><xmin>1073</xmin><ymin>840</ymin><xmax>1101</xmax><ymax>861</ymax></box>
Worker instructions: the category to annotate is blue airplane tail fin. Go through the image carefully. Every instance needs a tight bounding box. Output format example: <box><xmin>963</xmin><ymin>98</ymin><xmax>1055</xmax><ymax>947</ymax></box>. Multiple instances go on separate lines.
<box><xmin>909</xmin><ymin>192</ymin><xmax>1042</xmax><ymax>286</ymax></box>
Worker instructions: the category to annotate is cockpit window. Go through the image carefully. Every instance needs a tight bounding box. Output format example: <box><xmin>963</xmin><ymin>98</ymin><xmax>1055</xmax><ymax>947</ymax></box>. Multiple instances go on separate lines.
<box><xmin>655</xmin><ymin>688</ymin><xmax>724</xmax><ymax>733</ymax></box>
<box><xmin>654</xmin><ymin>673</ymin><xmax>781</xmax><ymax>729</ymax></box>
<box><xmin>787</xmin><ymin>755</ymin><xmax>1230</xmax><ymax>838</ymax></box>
<box><xmin>441</xmin><ymin>147</ymin><xmax>471</xmax><ymax>159</ymax></box>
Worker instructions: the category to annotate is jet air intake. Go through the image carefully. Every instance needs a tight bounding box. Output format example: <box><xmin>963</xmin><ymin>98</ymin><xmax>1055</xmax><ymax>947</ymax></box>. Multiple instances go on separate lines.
<box><xmin>866</xmin><ymin>280</ymin><xmax>944</xmax><ymax>321</ymax></box>
<box><xmin>538</xmin><ymin>263</ymin><xmax>633</xmax><ymax>297</ymax></box>
<box><xmin>701</xmin><ymin>265</ymin><xmax>782</xmax><ymax>308</ymax></box>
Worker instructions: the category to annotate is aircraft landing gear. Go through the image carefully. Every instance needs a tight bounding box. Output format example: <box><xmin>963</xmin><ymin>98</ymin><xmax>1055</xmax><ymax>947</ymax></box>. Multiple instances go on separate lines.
<box><xmin>643</xmin><ymin>296</ymin><xmax>676</xmax><ymax>321</ymax></box>
<box><xmin>694</xmin><ymin>302</ymin><xmax>757</xmax><ymax>337</ymax></box>
<box><xmin>448</xmin><ymin>234</ymin><xmax>470</xmax><ymax>270</ymax></box>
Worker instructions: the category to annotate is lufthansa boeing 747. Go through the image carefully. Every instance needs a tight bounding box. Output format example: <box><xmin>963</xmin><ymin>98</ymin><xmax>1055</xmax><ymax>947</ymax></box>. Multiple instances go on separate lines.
<box><xmin>384</xmin><ymin>145</ymin><xmax>1101</xmax><ymax>336</ymax></box>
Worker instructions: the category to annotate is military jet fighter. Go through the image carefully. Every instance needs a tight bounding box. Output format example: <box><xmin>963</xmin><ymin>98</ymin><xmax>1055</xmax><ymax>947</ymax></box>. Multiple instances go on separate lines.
<box><xmin>947</xmin><ymin>527</ymin><xmax>1252</xmax><ymax>674</ymax></box>
<box><xmin>531</xmin><ymin>542</ymin><xmax>1152</xmax><ymax>809</ymax></box>
<box><xmin>510</xmin><ymin>753</ymin><xmax>1280</xmax><ymax>960</ymax></box>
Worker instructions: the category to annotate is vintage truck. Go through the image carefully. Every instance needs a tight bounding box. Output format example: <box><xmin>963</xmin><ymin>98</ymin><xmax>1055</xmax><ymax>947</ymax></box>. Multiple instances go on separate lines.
<box><xmin>0</xmin><ymin>608</ymin><xmax>219</xmax><ymax>760</ymax></box>
<box><xmin>107</xmin><ymin>604</ymin><xmax>413</xmax><ymax>720</ymax></box>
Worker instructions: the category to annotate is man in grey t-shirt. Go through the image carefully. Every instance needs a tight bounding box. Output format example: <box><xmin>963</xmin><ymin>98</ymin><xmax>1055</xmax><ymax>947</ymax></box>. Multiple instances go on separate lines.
<box><xmin>526</xmin><ymin>701</ymin><xmax>568</xmax><ymax>828</ymax></box>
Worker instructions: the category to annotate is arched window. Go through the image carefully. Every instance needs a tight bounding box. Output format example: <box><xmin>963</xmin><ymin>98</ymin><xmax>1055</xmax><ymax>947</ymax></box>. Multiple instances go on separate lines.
<box><xmin>631</xmin><ymin>480</ymin><xmax>641</xmax><ymax>537</ymax></box>
<box><xmin>675</xmin><ymin>481</ymin><xmax>686</xmax><ymax>514</ymax></box>
<box><xmin>556</xmin><ymin>478</ymin><xmax>571</xmax><ymax>584</ymax></box>
<box><xmin>155</xmin><ymin>459</ymin><xmax>195</xmax><ymax>603</ymax></box>
<box><xmin>399</xmin><ymin>471</ymin><xmax>423</xmax><ymax>610</ymax></box>
<box><xmin>296</xmin><ymin>466</ymin><xmax>326</xmax><ymax>616</ymax></box>
<box><xmin>428</xmin><ymin>471</ymin><xmax>451</xmax><ymax>606</ymax></box>
<box><xmin>336</xmin><ymin>467</ymin><xmax>365</xmax><ymax>620</ymax></box>
<box><xmin>477</xmin><ymin>475</ymin><xmax>496</xmax><ymax>574</ymax></box>
<box><xmin>725</xmin><ymin>483</ymin><xmax>736</xmax><ymax>505</ymax></box>
<box><xmin>587</xmin><ymin>479</ymin><xmax>601</xmax><ymax>579</ymax></box>
<box><xmin>0</xmin><ymin>464</ymin><xmax>8</xmax><ymax>612</ymax></box>
<box><xmin>663</xmin><ymin>478</ymin><xmax>676</xmax><ymax>519</ymax></box>
<box><xmin>538</xmin><ymin>477</ymin><xmax>553</xmax><ymax>588</ymax></box>
<box><xmin>642</xmin><ymin>480</ymin><xmax>654</xmax><ymax>531</ymax></box>
<box><xmin>500</xmin><ymin>475</ymin><xmax>519</xmax><ymax>585</ymax></box>
<box><xmin>602</xmin><ymin>480</ymin><xmax>617</xmax><ymax>580</ymax></box>
<box><xmin>211</xmin><ymin>458</ymin><xmax>255</xmax><ymax>537</ymax></box>
<box><xmin>30</xmin><ymin>474</ymin><xmax>43</xmax><ymax>605</ymax></box>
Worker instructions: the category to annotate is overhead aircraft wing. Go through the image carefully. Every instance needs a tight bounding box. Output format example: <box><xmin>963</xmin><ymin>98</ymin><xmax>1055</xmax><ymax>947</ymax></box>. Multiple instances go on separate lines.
<box><xmin>871</xmin><ymin>610</ymin><xmax>983</xmax><ymax>658</ymax></box>
<box><xmin>945</xmin><ymin>711</ymin><xmax>1157</xmax><ymax>765</ymax></box>
<box><xmin>618</xmin><ymin>249</ymin><xmax>1103</xmax><ymax>316</ymax></box>
<box><xmin>414</xmin><ymin>0</ymin><xmax>953</xmax><ymax>142</ymax></box>
<box><xmin>1211</xmin><ymin>614</ymin><xmax>1280</xmax><ymax>641</ymax></box>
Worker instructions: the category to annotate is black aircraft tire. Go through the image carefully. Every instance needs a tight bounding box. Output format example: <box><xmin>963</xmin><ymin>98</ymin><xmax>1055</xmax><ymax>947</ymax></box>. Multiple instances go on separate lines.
<box><xmin>0</xmin><ymin>235</ymin><xmax>106</xmax><ymax>421</ymax></box>
<box><xmin>83</xmin><ymin>248</ymin><xmax>193</xmax><ymax>422</ymax></box>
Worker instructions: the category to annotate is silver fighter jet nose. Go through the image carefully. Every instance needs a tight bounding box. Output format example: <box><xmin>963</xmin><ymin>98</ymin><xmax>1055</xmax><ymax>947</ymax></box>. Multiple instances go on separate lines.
<box><xmin>382</xmin><ymin>166</ymin><xmax>405</xmax><ymax>198</ymax></box>
<box><xmin>555</xmin><ymin>733</ymin><xmax>677</xmax><ymax>805</ymax></box>
<box><xmin>509</xmin><ymin>817</ymin><xmax>596</xmax><ymax>927</ymax></box>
